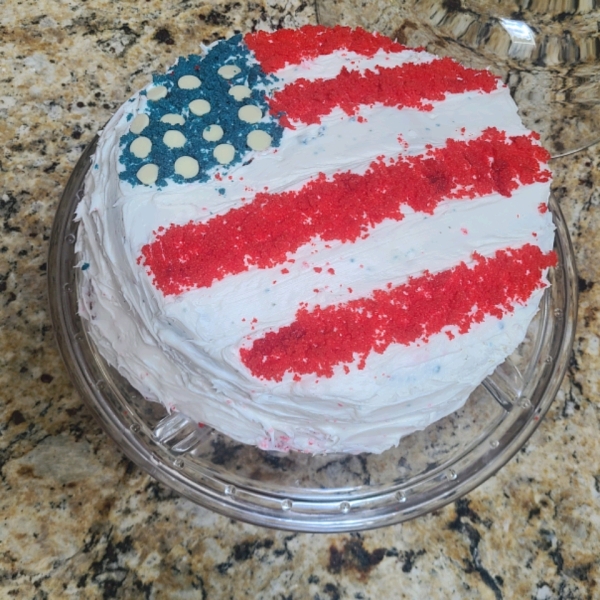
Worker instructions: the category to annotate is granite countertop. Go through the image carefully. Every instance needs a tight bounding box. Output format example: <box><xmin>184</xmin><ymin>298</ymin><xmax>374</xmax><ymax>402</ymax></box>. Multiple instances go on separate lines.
<box><xmin>1</xmin><ymin>1</ymin><xmax>599</xmax><ymax>598</ymax></box>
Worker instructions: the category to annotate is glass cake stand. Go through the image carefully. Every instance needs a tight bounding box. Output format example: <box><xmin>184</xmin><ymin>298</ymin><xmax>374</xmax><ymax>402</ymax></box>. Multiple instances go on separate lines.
<box><xmin>48</xmin><ymin>139</ymin><xmax>577</xmax><ymax>532</ymax></box>
<box><xmin>316</xmin><ymin>0</ymin><xmax>600</xmax><ymax>158</ymax></box>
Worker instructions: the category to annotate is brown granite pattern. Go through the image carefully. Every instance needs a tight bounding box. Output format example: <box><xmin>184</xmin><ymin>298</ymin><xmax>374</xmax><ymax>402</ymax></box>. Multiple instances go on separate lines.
<box><xmin>1</xmin><ymin>1</ymin><xmax>599</xmax><ymax>598</ymax></box>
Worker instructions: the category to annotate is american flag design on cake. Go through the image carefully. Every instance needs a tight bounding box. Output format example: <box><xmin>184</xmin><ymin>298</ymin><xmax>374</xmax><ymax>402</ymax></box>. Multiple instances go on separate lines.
<box><xmin>77</xmin><ymin>26</ymin><xmax>555</xmax><ymax>454</ymax></box>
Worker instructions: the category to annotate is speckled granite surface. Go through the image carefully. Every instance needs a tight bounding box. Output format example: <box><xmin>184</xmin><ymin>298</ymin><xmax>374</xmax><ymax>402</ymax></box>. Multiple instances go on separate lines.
<box><xmin>1</xmin><ymin>1</ymin><xmax>599</xmax><ymax>598</ymax></box>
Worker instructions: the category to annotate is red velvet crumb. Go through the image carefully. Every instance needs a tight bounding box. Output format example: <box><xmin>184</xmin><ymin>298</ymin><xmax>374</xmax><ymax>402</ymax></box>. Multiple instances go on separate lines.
<box><xmin>239</xmin><ymin>245</ymin><xmax>557</xmax><ymax>381</ymax></box>
<box><xmin>244</xmin><ymin>25</ymin><xmax>408</xmax><ymax>74</ymax></box>
<box><xmin>141</xmin><ymin>129</ymin><xmax>550</xmax><ymax>296</ymax></box>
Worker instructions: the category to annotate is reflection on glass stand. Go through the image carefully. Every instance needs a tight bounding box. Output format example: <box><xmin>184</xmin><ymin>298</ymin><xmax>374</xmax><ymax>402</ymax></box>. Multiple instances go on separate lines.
<box><xmin>316</xmin><ymin>0</ymin><xmax>600</xmax><ymax>157</ymax></box>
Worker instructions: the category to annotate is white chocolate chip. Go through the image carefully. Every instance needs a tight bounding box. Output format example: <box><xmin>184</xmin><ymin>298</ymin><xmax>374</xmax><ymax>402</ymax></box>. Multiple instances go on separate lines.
<box><xmin>136</xmin><ymin>163</ymin><xmax>158</xmax><ymax>185</ymax></box>
<box><xmin>161</xmin><ymin>113</ymin><xmax>185</xmax><ymax>125</ymax></box>
<box><xmin>213</xmin><ymin>143</ymin><xmax>235</xmax><ymax>164</ymax></box>
<box><xmin>130</xmin><ymin>114</ymin><xmax>149</xmax><ymax>134</ymax></box>
<box><xmin>218</xmin><ymin>65</ymin><xmax>241</xmax><ymax>79</ymax></box>
<box><xmin>228</xmin><ymin>85</ymin><xmax>251</xmax><ymax>101</ymax></box>
<box><xmin>178</xmin><ymin>75</ymin><xmax>201</xmax><ymax>89</ymax></box>
<box><xmin>247</xmin><ymin>130</ymin><xmax>272</xmax><ymax>151</ymax></box>
<box><xmin>238</xmin><ymin>105</ymin><xmax>262</xmax><ymax>124</ymax></box>
<box><xmin>130</xmin><ymin>136</ymin><xmax>152</xmax><ymax>159</ymax></box>
<box><xmin>189</xmin><ymin>99</ymin><xmax>211</xmax><ymax>116</ymax></box>
<box><xmin>147</xmin><ymin>85</ymin><xmax>167</xmax><ymax>101</ymax></box>
<box><xmin>202</xmin><ymin>124</ymin><xmax>224</xmax><ymax>142</ymax></box>
<box><xmin>163</xmin><ymin>130</ymin><xmax>186</xmax><ymax>148</ymax></box>
<box><xmin>174</xmin><ymin>156</ymin><xmax>199</xmax><ymax>179</ymax></box>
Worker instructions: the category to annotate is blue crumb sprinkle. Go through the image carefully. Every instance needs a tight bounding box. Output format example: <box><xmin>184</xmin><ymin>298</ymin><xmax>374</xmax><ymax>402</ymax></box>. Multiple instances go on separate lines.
<box><xmin>81</xmin><ymin>262</ymin><xmax>90</xmax><ymax>271</ymax></box>
<box><xmin>218</xmin><ymin>187</ymin><xmax>226</xmax><ymax>195</ymax></box>
<box><xmin>118</xmin><ymin>34</ymin><xmax>284</xmax><ymax>188</ymax></box>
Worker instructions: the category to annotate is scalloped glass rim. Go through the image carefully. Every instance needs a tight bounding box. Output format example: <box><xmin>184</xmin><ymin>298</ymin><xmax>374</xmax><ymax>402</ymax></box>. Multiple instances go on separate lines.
<box><xmin>48</xmin><ymin>138</ymin><xmax>577</xmax><ymax>532</ymax></box>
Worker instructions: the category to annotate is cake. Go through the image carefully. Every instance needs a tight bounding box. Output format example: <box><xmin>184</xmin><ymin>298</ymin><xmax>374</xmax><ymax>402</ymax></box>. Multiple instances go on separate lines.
<box><xmin>75</xmin><ymin>25</ymin><xmax>556</xmax><ymax>454</ymax></box>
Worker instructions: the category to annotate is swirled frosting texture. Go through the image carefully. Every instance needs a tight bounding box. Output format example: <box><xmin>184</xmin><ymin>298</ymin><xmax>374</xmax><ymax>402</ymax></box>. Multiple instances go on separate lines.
<box><xmin>76</xmin><ymin>26</ymin><xmax>555</xmax><ymax>454</ymax></box>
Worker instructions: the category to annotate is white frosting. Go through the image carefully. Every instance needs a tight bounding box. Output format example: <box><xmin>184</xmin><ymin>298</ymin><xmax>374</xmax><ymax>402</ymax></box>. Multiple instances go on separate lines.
<box><xmin>76</xmin><ymin>41</ymin><xmax>554</xmax><ymax>454</ymax></box>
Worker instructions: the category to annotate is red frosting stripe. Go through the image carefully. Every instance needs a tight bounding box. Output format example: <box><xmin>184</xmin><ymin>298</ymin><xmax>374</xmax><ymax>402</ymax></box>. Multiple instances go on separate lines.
<box><xmin>267</xmin><ymin>57</ymin><xmax>499</xmax><ymax>127</ymax></box>
<box><xmin>240</xmin><ymin>245</ymin><xmax>557</xmax><ymax>381</ymax></box>
<box><xmin>244</xmin><ymin>25</ymin><xmax>408</xmax><ymax>74</ymax></box>
<box><xmin>140</xmin><ymin>129</ymin><xmax>551</xmax><ymax>296</ymax></box>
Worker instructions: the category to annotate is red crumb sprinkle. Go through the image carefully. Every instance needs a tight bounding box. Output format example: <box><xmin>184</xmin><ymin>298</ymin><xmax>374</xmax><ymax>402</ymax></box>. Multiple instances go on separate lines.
<box><xmin>239</xmin><ymin>245</ymin><xmax>557</xmax><ymax>381</ymax></box>
<box><xmin>348</xmin><ymin>288</ymin><xmax>353</xmax><ymax>293</ymax></box>
<box><xmin>357</xmin><ymin>116</ymin><xmax>366</xmax><ymax>123</ymax></box>
<box><xmin>328</xmin><ymin>268</ymin><xmax>335</xmax><ymax>275</ymax></box>
<box><xmin>268</xmin><ymin>58</ymin><xmax>499</xmax><ymax>127</ymax></box>
<box><xmin>141</xmin><ymin>129</ymin><xmax>550</xmax><ymax>295</ymax></box>
<box><xmin>281</xmin><ymin>268</ymin><xmax>289</xmax><ymax>274</ymax></box>
<box><xmin>461</xmin><ymin>228</ymin><xmax>468</xmax><ymax>235</ymax></box>
<box><xmin>198</xmin><ymin>422</ymin><xmax>205</xmax><ymax>427</ymax></box>
<box><xmin>538</xmin><ymin>203</ymin><xmax>548</xmax><ymax>214</ymax></box>
<box><xmin>314</xmin><ymin>267</ymin><xmax>323</xmax><ymax>273</ymax></box>
<box><xmin>244</xmin><ymin>25</ymin><xmax>408</xmax><ymax>74</ymax></box>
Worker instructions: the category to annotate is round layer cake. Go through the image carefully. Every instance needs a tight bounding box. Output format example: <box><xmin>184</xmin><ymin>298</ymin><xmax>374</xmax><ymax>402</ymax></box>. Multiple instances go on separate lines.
<box><xmin>76</xmin><ymin>25</ymin><xmax>555</xmax><ymax>454</ymax></box>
